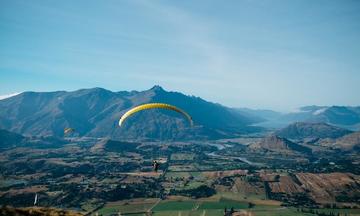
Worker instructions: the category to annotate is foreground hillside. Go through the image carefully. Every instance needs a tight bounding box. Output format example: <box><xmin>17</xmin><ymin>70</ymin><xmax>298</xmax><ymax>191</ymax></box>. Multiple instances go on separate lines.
<box><xmin>0</xmin><ymin>86</ymin><xmax>261</xmax><ymax>140</ymax></box>
<box><xmin>0</xmin><ymin>206</ymin><xmax>83</xmax><ymax>216</ymax></box>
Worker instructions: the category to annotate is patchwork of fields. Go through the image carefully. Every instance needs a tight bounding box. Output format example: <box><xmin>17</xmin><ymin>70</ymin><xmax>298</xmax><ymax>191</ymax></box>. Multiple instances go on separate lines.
<box><xmin>97</xmin><ymin>196</ymin><xmax>360</xmax><ymax>216</ymax></box>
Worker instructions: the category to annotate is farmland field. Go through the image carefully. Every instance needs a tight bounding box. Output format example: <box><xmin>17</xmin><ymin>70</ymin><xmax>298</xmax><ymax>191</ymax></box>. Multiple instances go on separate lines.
<box><xmin>171</xmin><ymin>153</ymin><xmax>196</xmax><ymax>161</ymax></box>
<box><xmin>95</xmin><ymin>197</ymin><xmax>357</xmax><ymax>216</ymax></box>
<box><xmin>1</xmin><ymin>136</ymin><xmax>359</xmax><ymax>215</ymax></box>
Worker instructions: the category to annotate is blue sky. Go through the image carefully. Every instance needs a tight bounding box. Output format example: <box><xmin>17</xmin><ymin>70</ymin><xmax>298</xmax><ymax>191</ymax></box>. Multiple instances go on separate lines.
<box><xmin>1</xmin><ymin>0</ymin><xmax>359</xmax><ymax>111</ymax></box>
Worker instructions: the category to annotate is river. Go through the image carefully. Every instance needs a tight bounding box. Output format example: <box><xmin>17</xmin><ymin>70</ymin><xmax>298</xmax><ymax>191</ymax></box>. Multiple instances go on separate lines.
<box><xmin>205</xmin><ymin>143</ymin><xmax>257</xmax><ymax>166</ymax></box>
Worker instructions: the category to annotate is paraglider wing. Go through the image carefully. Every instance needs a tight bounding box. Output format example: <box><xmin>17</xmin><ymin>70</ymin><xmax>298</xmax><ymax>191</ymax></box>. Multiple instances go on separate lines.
<box><xmin>119</xmin><ymin>103</ymin><xmax>193</xmax><ymax>127</ymax></box>
<box><xmin>64</xmin><ymin>127</ymin><xmax>75</xmax><ymax>135</ymax></box>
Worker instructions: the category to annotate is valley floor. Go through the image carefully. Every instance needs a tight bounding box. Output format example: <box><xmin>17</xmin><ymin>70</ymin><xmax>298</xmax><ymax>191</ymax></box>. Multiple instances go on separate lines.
<box><xmin>0</xmin><ymin>137</ymin><xmax>359</xmax><ymax>215</ymax></box>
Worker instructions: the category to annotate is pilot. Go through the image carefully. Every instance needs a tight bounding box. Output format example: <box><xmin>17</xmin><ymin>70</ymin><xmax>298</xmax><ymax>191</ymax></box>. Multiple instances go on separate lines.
<box><xmin>152</xmin><ymin>160</ymin><xmax>160</xmax><ymax>172</ymax></box>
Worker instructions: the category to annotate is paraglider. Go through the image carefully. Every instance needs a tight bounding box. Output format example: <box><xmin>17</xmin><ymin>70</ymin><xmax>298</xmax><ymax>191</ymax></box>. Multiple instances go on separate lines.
<box><xmin>64</xmin><ymin>127</ymin><xmax>75</xmax><ymax>135</ymax></box>
<box><xmin>152</xmin><ymin>160</ymin><xmax>160</xmax><ymax>172</ymax></box>
<box><xmin>118</xmin><ymin>103</ymin><xmax>193</xmax><ymax>173</ymax></box>
<box><xmin>118</xmin><ymin>103</ymin><xmax>193</xmax><ymax>127</ymax></box>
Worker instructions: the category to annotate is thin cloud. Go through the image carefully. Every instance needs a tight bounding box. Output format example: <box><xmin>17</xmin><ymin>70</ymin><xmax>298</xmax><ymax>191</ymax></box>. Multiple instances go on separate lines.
<box><xmin>135</xmin><ymin>0</ymin><xmax>229</xmax><ymax>75</ymax></box>
<box><xmin>0</xmin><ymin>92</ymin><xmax>20</xmax><ymax>100</ymax></box>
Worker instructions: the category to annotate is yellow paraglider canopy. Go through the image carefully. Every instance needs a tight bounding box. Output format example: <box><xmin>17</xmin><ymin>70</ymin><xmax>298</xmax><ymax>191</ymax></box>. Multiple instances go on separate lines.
<box><xmin>64</xmin><ymin>127</ymin><xmax>75</xmax><ymax>135</ymax></box>
<box><xmin>119</xmin><ymin>103</ymin><xmax>193</xmax><ymax>127</ymax></box>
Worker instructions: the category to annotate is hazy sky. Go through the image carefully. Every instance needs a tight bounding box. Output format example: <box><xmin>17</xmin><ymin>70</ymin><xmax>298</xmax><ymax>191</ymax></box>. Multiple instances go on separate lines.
<box><xmin>1</xmin><ymin>0</ymin><xmax>359</xmax><ymax>111</ymax></box>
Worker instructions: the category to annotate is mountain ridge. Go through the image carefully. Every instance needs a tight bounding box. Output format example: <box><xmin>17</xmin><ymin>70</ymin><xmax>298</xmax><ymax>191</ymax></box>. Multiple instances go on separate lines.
<box><xmin>248</xmin><ymin>106</ymin><xmax>360</xmax><ymax>130</ymax></box>
<box><xmin>0</xmin><ymin>86</ymin><xmax>261</xmax><ymax>140</ymax></box>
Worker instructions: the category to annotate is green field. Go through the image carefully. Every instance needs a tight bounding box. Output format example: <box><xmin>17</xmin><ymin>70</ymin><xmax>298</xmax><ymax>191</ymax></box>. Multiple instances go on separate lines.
<box><xmin>153</xmin><ymin>209</ymin><xmax>223</xmax><ymax>216</ymax></box>
<box><xmin>189</xmin><ymin>172</ymin><xmax>202</xmax><ymax>178</ymax></box>
<box><xmin>165</xmin><ymin>171</ymin><xmax>206</xmax><ymax>181</ymax></box>
<box><xmin>151</xmin><ymin>200</ymin><xmax>319</xmax><ymax>216</ymax></box>
<box><xmin>171</xmin><ymin>153</ymin><xmax>196</xmax><ymax>161</ymax></box>
<box><xmin>153</xmin><ymin>200</ymin><xmax>197</xmax><ymax>211</ymax></box>
<box><xmin>217</xmin><ymin>191</ymin><xmax>266</xmax><ymax>201</ymax></box>
<box><xmin>302</xmin><ymin>208</ymin><xmax>360</xmax><ymax>216</ymax></box>
<box><xmin>198</xmin><ymin>197</ymin><xmax>248</xmax><ymax>209</ymax></box>
<box><xmin>248</xmin><ymin>208</ymin><xmax>314</xmax><ymax>216</ymax></box>
<box><xmin>168</xmin><ymin>165</ymin><xmax>197</xmax><ymax>172</ymax></box>
<box><xmin>98</xmin><ymin>200</ymin><xmax>157</xmax><ymax>215</ymax></box>
<box><xmin>166</xmin><ymin>172</ymin><xmax>192</xmax><ymax>179</ymax></box>
<box><xmin>95</xmin><ymin>196</ymin><xmax>360</xmax><ymax>216</ymax></box>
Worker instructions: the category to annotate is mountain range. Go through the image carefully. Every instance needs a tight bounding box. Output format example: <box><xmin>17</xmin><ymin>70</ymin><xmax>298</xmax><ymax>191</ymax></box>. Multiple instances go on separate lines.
<box><xmin>246</xmin><ymin>106</ymin><xmax>360</xmax><ymax>130</ymax></box>
<box><xmin>0</xmin><ymin>86</ymin><xmax>261</xmax><ymax>140</ymax></box>
<box><xmin>0</xmin><ymin>86</ymin><xmax>359</xmax><ymax>141</ymax></box>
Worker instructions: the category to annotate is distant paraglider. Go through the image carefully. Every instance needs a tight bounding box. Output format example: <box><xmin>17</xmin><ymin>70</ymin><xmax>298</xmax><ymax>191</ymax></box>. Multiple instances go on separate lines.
<box><xmin>152</xmin><ymin>160</ymin><xmax>160</xmax><ymax>172</ymax></box>
<box><xmin>118</xmin><ymin>103</ymin><xmax>193</xmax><ymax>127</ymax></box>
<box><xmin>64</xmin><ymin>127</ymin><xmax>75</xmax><ymax>135</ymax></box>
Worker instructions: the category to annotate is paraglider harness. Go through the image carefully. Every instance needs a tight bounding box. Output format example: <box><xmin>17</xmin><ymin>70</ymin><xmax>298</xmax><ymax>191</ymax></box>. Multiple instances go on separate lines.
<box><xmin>152</xmin><ymin>160</ymin><xmax>160</xmax><ymax>172</ymax></box>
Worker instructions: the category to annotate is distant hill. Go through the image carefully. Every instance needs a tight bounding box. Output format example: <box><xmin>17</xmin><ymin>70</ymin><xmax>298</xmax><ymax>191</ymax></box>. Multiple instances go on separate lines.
<box><xmin>236</xmin><ymin>108</ymin><xmax>282</xmax><ymax>122</ymax></box>
<box><xmin>0</xmin><ymin>129</ymin><xmax>25</xmax><ymax>149</ymax></box>
<box><xmin>334</xmin><ymin>131</ymin><xmax>360</xmax><ymax>151</ymax></box>
<box><xmin>275</xmin><ymin>122</ymin><xmax>351</xmax><ymax>140</ymax></box>
<box><xmin>250</xmin><ymin>135</ymin><xmax>311</xmax><ymax>154</ymax></box>
<box><xmin>0</xmin><ymin>86</ymin><xmax>261</xmax><ymax>140</ymax></box>
<box><xmin>0</xmin><ymin>129</ymin><xmax>68</xmax><ymax>150</ymax></box>
<box><xmin>246</xmin><ymin>106</ymin><xmax>360</xmax><ymax>130</ymax></box>
<box><xmin>318</xmin><ymin>131</ymin><xmax>360</xmax><ymax>151</ymax></box>
<box><xmin>282</xmin><ymin>106</ymin><xmax>360</xmax><ymax>127</ymax></box>
<box><xmin>91</xmin><ymin>139</ymin><xmax>140</xmax><ymax>153</ymax></box>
